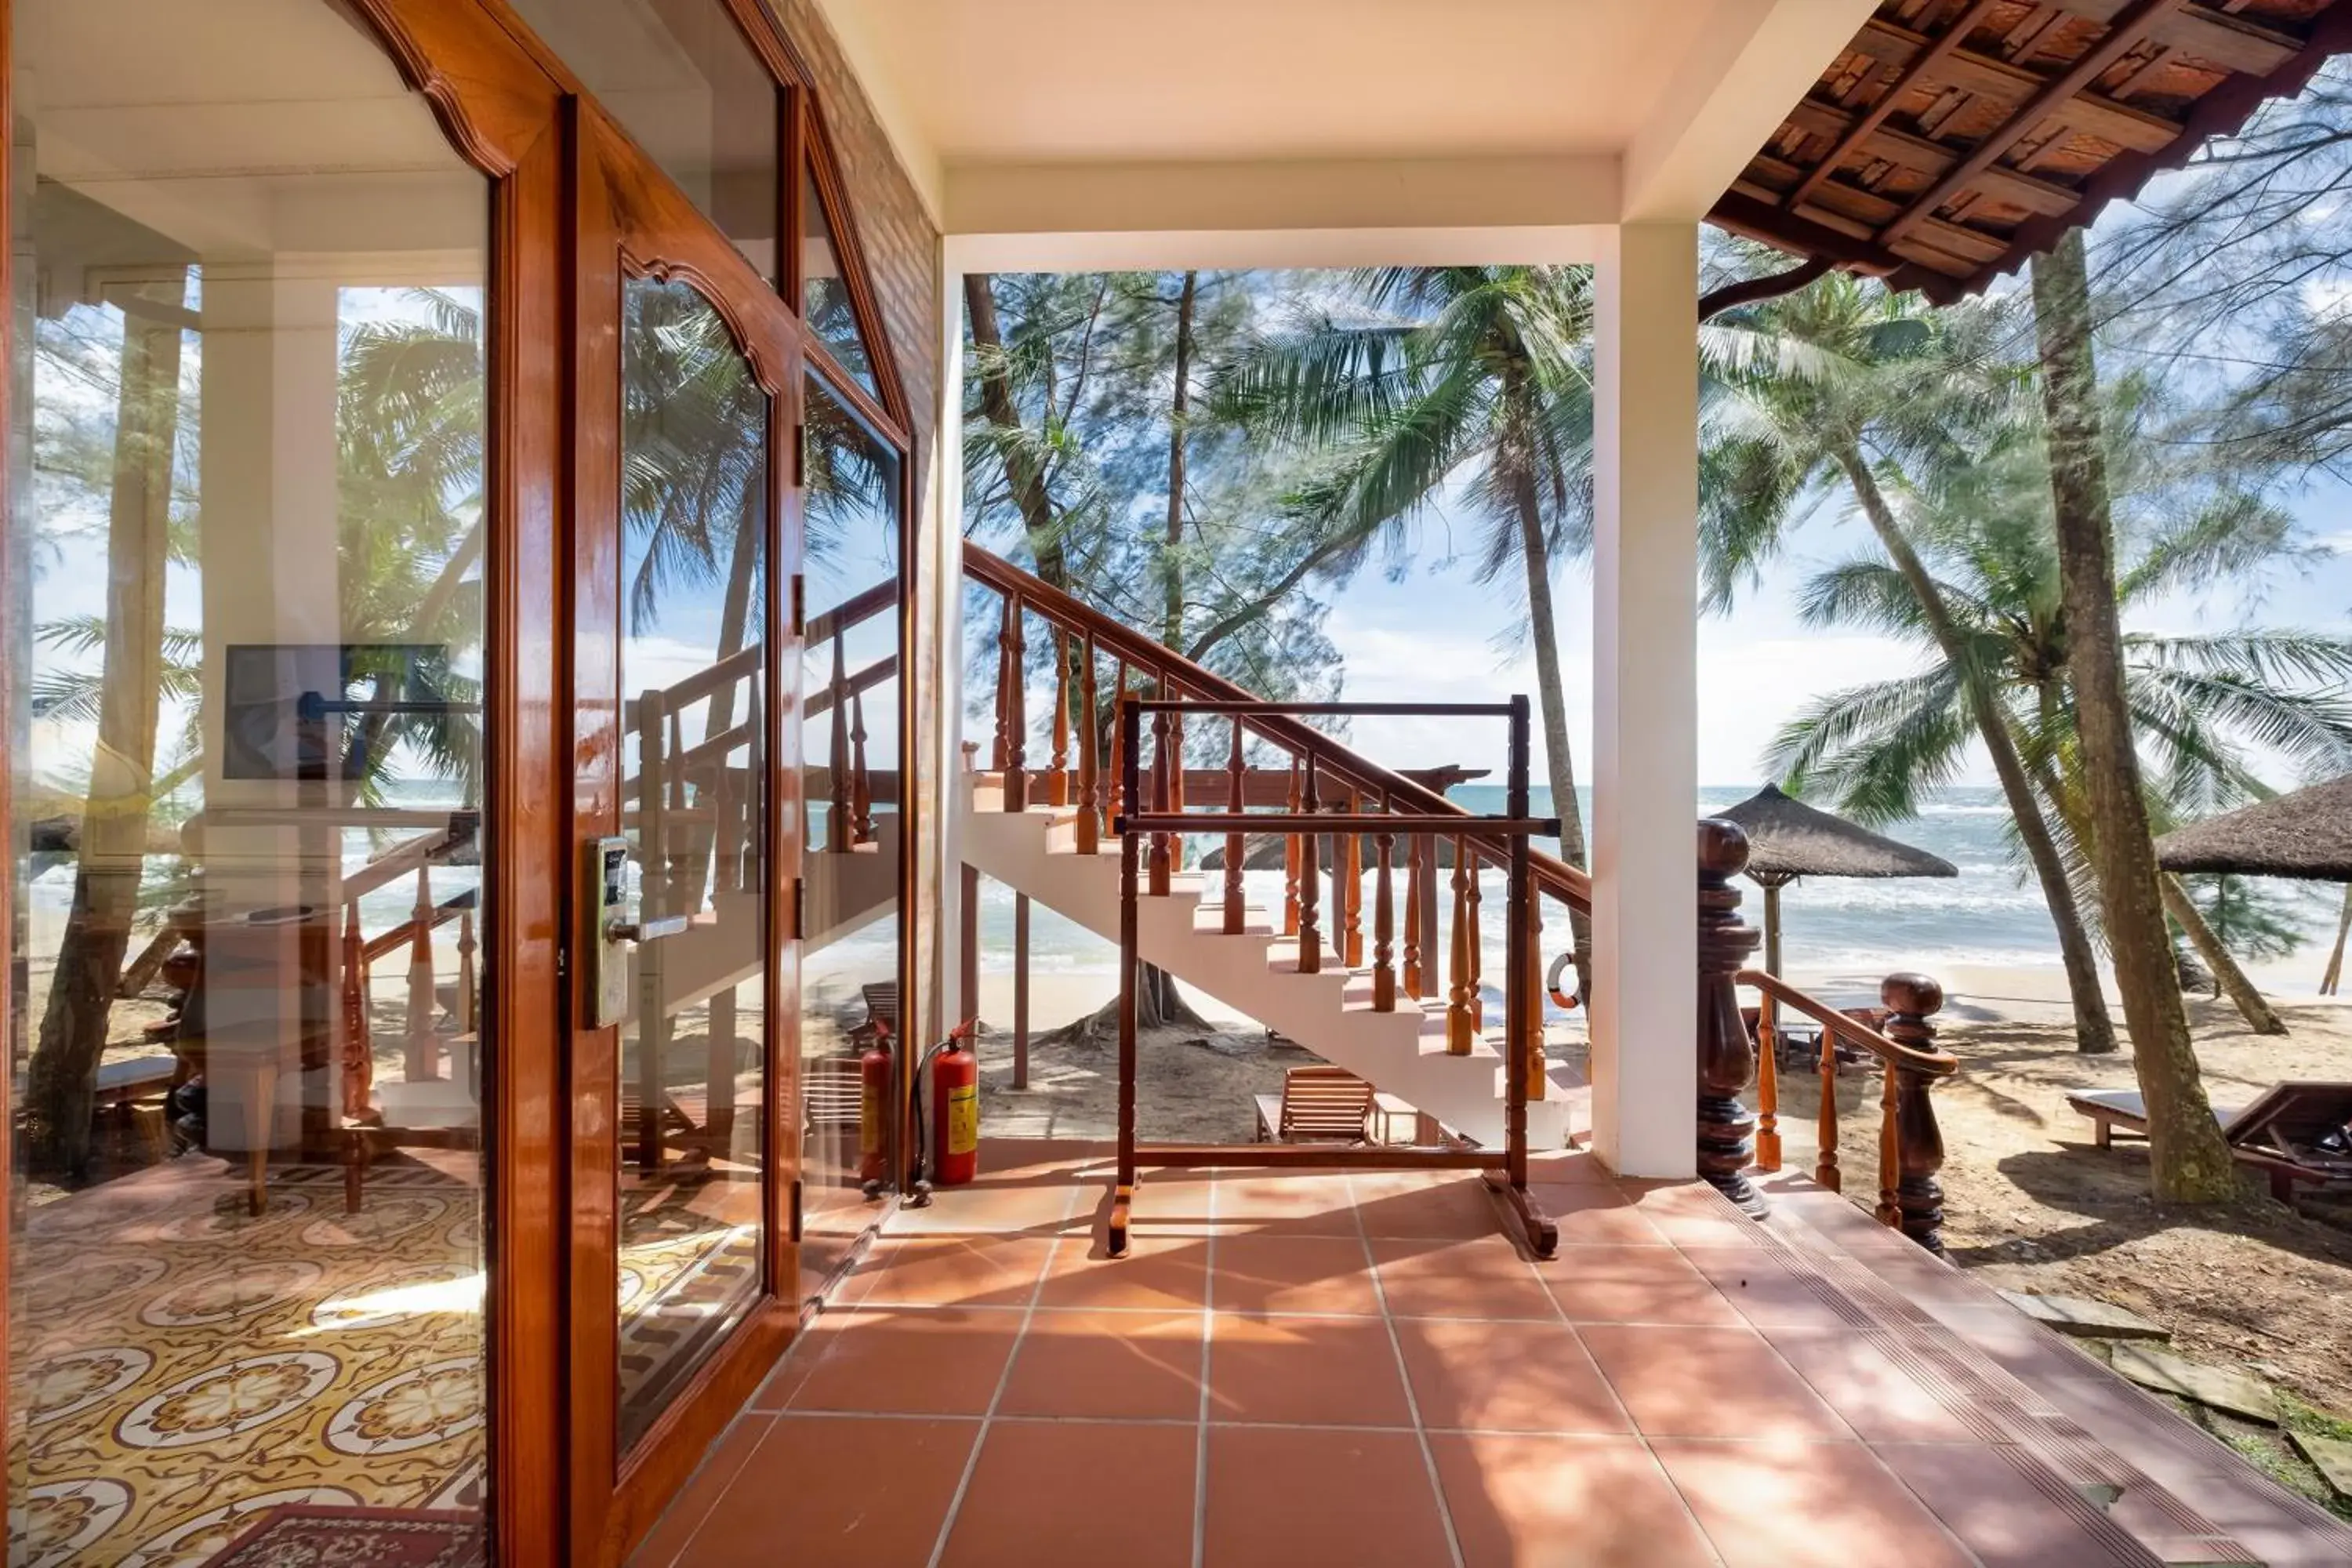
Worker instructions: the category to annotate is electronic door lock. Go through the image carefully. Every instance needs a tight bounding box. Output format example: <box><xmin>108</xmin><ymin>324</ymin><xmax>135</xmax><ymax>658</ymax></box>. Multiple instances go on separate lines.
<box><xmin>586</xmin><ymin>835</ymin><xmax>686</xmax><ymax>1029</ymax></box>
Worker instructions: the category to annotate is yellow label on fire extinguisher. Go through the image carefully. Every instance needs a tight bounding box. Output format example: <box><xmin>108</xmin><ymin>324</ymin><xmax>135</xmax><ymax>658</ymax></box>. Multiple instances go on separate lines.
<box><xmin>859</xmin><ymin>1084</ymin><xmax>883</xmax><ymax>1157</ymax></box>
<box><xmin>946</xmin><ymin>1083</ymin><xmax>979</xmax><ymax>1156</ymax></box>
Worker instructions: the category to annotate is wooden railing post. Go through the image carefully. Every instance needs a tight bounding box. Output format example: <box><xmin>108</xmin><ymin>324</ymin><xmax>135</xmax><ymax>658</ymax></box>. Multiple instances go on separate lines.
<box><xmin>1049</xmin><ymin>629</ymin><xmax>1071</xmax><ymax>808</ymax></box>
<box><xmin>1884</xmin><ymin>973</ymin><xmax>1948</xmax><ymax>1254</ymax></box>
<box><xmin>1296</xmin><ymin>756</ymin><xmax>1322</xmax><ymax>973</ymax></box>
<box><xmin>1223</xmin><ymin>717</ymin><xmax>1247</xmax><ymax>935</ymax></box>
<box><xmin>1696</xmin><ymin>819</ymin><xmax>1766</xmax><ymax>1216</ymax></box>
<box><xmin>1167</xmin><ymin>704</ymin><xmax>1186</xmax><ymax>873</ymax></box>
<box><xmin>1523</xmin><ymin>887</ymin><xmax>1544</xmax><ymax>1102</ymax></box>
<box><xmin>1076</xmin><ymin>630</ymin><xmax>1101</xmax><ymax>855</ymax></box>
<box><xmin>1014</xmin><ymin>892</ymin><xmax>1032</xmax><ymax>1091</ymax></box>
<box><xmin>1446</xmin><ymin>837</ymin><xmax>1472</xmax><ymax>1053</ymax></box>
<box><xmin>1402</xmin><ymin>833</ymin><xmax>1422</xmax><ymax>1000</ymax></box>
<box><xmin>1465</xmin><ymin>855</ymin><xmax>1484</xmax><ymax>1033</ymax></box>
<box><xmin>1282</xmin><ymin>757</ymin><xmax>1302</xmax><ymax>937</ymax></box>
<box><xmin>406</xmin><ymin>864</ymin><xmax>438</xmax><ymax>1083</ymax></box>
<box><xmin>340</xmin><ymin>900</ymin><xmax>372</xmax><ymax>1122</ymax></box>
<box><xmin>1000</xmin><ymin>592</ymin><xmax>1027</xmax><ymax>811</ymax></box>
<box><xmin>1341</xmin><ymin>789</ymin><xmax>1364</xmax><ymax>968</ymax></box>
<box><xmin>1372</xmin><ymin>821</ymin><xmax>1396</xmax><ymax>1011</ymax></box>
<box><xmin>830</xmin><ymin>632</ymin><xmax>855</xmax><ymax>847</ymax></box>
<box><xmin>1815</xmin><ymin>1030</ymin><xmax>1842</xmax><ymax>1192</ymax></box>
<box><xmin>960</xmin><ymin>861</ymin><xmax>981</xmax><ymax>1033</ymax></box>
<box><xmin>1149</xmin><ymin>708</ymin><xmax>1172</xmax><ymax>898</ymax></box>
<box><xmin>1105</xmin><ymin>660</ymin><xmax>1127</xmax><ymax>840</ymax></box>
<box><xmin>848</xmin><ymin>686</ymin><xmax>873</xmax><ymax>845</ymax></box>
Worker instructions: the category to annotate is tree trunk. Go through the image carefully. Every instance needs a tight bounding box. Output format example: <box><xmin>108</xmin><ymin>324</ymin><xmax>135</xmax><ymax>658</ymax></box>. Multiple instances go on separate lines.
<box><xmin>1512</xmin><ymin>472</ymin><xmax>1592</xmax><ymax>1003</ymax></box>
<box><xmin>964</xmin><ymin>274</ymin><xmax>1069</xmax><ymax>590</ymax></box>
<box><xmin>2159</xmin><ymin>874</ymin><xmax>2287</xmax><ymax>1036</ymax></box>
<box><xmin>2034</xmin><ymin>230</ymin><xmax>2237</xmax><ymax>1203</ymax></box>
<box><xmin>27</xmin><ymin>312</ymin><xmax>183</xmax><ymax>1174</ymax></box>
<box><xmin>2321</xmin><ymin>884</ymin><xmax>2350</xmax><ymax>996</ymax></box>
<box><xmin>1044</xmin><ymin>965</ymin><xmax>1214</xmax><ymax>1048</ymax></box>
<box><xmin>1163</xmin><ymin>270</ymin><xmax>1198</xmax><ymax>648</ymax></box>
<box><xmin>1838</xmin><ymin>452</ymin><xmax>2119</xmax><ymax>1056</ymax></box>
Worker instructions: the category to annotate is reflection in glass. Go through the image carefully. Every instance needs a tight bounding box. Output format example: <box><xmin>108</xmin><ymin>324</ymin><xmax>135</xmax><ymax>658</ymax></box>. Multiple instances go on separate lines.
<box><xmin>802</xmin><ymin>169</ymin><xmax>877</xmax><ymax>394</ymax></box>
<box><xmin>9</xmin><ymin>0</ymin><xmax>489</xmax><ymax>1553</ymax></box>
<box><xmin>615</xmin><ymin>277</ymin><xmax>770</xmax><ymax>1446</ymax></box>
<box><xmin>799</xmin><ymin>379</ymin><xmax>902</xmax><ymax>1287</ymax></box>
<box><xmin>510</xmin><ymin>0</ymin><xmax>779</xmax><ymax>281</ymax></box>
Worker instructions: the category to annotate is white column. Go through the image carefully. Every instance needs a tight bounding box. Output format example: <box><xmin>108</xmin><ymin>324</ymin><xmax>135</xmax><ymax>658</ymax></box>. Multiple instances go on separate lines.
<box><xmin>1589</xmin><ymin>223</ymin><xmax>1699</xmax><ymax>1178</ymax></box>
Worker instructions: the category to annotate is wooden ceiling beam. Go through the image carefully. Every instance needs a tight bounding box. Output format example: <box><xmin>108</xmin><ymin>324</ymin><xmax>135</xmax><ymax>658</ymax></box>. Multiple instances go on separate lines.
<box><xmin>1851</xmin><ymin>18</ymin><xmax>2187</xmax><ymax>150</ymax></box>
<box><xmin>1788</xmin><ymin>0</ymin><xmax>2008</xmax><ymax>212</ymax></box>
<box><xmin>1783</xmin><ymin>100</ymin><xmax>2084</xmax><ymax>216</ymax></box>
<box><xmin>1878</xmin><ymin>0</ymin><xmax>2190</xmax><ymax>250</ymax></box>
<box><xmin>2046</xmin><ymin>0</ymin><xmax>2300</xmax><ymax>73</ymax></box>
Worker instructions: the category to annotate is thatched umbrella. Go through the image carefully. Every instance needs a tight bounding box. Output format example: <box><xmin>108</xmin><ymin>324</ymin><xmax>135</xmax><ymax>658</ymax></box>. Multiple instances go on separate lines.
<box><xmin>1715</xmin><ymin>784</ymin><xmax>1959</xmax><ymax>994</ymax></box>
<box><xmin>2154</xmin><ymin>775</ymin><xmax>2352</xmax><ymax>883</ymax></box>
<box><xmin>2156</xmin><ymin>775</ymin><xmax>2352</xmax><ymax>996</ymax></box>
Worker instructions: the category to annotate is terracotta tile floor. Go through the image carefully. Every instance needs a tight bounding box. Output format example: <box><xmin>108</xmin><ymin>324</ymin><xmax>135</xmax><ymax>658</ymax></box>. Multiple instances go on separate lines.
<box><xmin>633</xmin><ymin>1142</ymin><xmax>2352</xmax><ymax>1568</ymax></box>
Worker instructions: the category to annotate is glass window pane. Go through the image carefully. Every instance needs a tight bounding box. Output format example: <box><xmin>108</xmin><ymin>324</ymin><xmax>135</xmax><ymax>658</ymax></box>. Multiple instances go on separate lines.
<box><xmin>9</xmin><ymin>0</ymin><xmax>489</xmax><ymax>1553</ymax></box>
<box><xmin>802</xmin><ymin>169</ymin><xmax>877</xmax><ymax>395</ymax></box>
<box><xmin>615</xmin><ymin>277</ymin><xmax>769</xmax><ymax>1446</ymax></box>
<box><xmin>510</xmin><ymin>0</ymin><xmax>779</xmax><ymax>283</ymax></box>
<box><xmin>799</xmin><ymin>377</ymin><xmax>900</xmax><ymax>1286</ymax></box>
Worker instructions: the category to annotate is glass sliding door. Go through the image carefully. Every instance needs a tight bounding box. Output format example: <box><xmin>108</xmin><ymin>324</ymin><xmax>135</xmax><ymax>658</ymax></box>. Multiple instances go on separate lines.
<box><xmin>7</xmin><ymin>0</ymin><xmax>492</xmax><ymax>1558</ymax></box>
<box><xmin>612</xmin><ymin>276</ymin><xmax>771</xmax><ymax>1447</ymax></box>
<box><xmin>798</xmin><ymin>378</ymin><xmax>905</xmax><ymax>1289</ymax></box>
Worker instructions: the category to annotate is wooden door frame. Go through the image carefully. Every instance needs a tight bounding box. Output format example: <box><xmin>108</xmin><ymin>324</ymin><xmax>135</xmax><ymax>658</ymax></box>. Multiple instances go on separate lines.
<box><xmin>567</xmin><ymin>100</ymin><xmax>807</xmax><ymax>1568</ymax></box>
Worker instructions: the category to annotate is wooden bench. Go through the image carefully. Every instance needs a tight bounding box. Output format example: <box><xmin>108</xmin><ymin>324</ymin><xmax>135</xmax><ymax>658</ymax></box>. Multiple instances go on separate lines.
<box><xmin>1253</xmin><ymin>1065</ymin><xmax>1376</xmax><ymax>1145</ymax></box>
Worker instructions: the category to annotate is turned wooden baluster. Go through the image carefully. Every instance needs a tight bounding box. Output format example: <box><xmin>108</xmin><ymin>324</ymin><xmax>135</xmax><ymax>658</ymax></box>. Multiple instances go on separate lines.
<box><xmin>340</xmin><ymin>900</ymin><xmax>372</xmax><ymax>1121</ymax></box>
<box><xmin>1875</xmin><ymin>1061</ymin><xmax>1902</xmax><ymax>1229</ymax></box>
<box><xmin>1000</xmin><ymin>591</ymin><xmax>1027</xmax><ymax>811</ymax></box>
<box><xmin>1815</xmin><ymin>1029</ymin><xmax>1842</xmax><ymax>1192</ymax></box>
<box><xmin>829</xmin><ymin>633</ymin><xmax>854</xmax><ymax>846</ymax></box>
<box><xmin>1076</xmin><ymin>631</ymin><xmax>1101</xmax><ymax>855</ymax></box>
<box><xmin>1167</xmin><ymin>706</ymin><xmax>1186</xmax><ymax>872</ymax></box>
<box><xmin>406</xmin><ymin>864</ymin><xmax>437</xmax><ymax>1083</ymax></box>
<box><xmin>1296</xmin><ymin>755</ymin><xmax>1322</xmax><ymax>974</ymax></box>
<box><xmin>1755</xmin><ymin>1000</ymin><xmax>1781</xmax><ymax>1174</ymax></box>
<box><xmin>1883</xmin><ymin>972</ymin><xmax>1947</xmax><ymax>1253</ymax></box>
<box><xmin>1465</xmin><ymin>854</ymin><xmax>1484</xmax><ymax>1033</ymax></box>
<box><xmin>1149</xmin><ymin>708</ymin><xmax>1172</xmax><ymax>898</ymax></box>
<box><xmin>848</xmin><ymin>685</ymin><xmax>873</xmax><ymax>845</ymax></box>
<box><xmin>1371</xmin><ymin>804</ymin><xmax>1396</xmax><ymax>1011</ymax></box>
<box><xmin>1446</xmin><ymin>837</ymin><xmax>1473</xmax><ymax>1054</ymax></box>
<box><xmin>456</xmin><ymin>906</ymin><xmax>478</xmax><ymax>1038</ymax></box>
<box><xmin>1403</xmin><ymin>834</ymin><xmax>1423</xmax><ymax>999</ymax></box>
<box><xmin>1523</xmin><ymin>885</ymin><xmax>1544</xmax><ymax>1102</ymax></box>
<box><xmin>1696</xmin><ymin>819</ymin><xmax>1766</xmax><ymax>1215</ymax></box>
<box><xmin>1282</xmin><ymin>757</ymin><xmax>1302</xmax><ymax>937</ymax></box>
<box><xmin>1223</xmin><ymin>717</ymin><xmax>1247</xmax><ymax>935</ymax></box>
<box><xmin>1104</xmin><ymin>660</ymin><xmax>1127</xmax><ymax>840</ymax></box>
<box><xmin>1049</xmin><ymin>629</ymin><xmax>1071</xmax><ymax>808</ymax></box>
<box><xmin>1341</xmin><ymin>789</ymin><xmax>1364</xmax><ymax>967</ymax></box>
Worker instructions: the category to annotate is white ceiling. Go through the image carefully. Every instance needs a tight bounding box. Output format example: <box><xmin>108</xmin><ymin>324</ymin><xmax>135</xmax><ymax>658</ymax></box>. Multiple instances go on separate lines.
<box><xmin>845</xmin><ymin>0</ymin><xmax>1719</xmax><ymax>165</ymax></box>
<box><xmin>814</xmin><ymin>0</ymin><xmax>1876</xmax><ymax>252</ymax></box>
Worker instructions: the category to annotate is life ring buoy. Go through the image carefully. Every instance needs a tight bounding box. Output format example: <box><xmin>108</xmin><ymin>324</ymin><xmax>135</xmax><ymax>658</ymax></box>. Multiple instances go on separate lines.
<box><xmin>1546</xmin><ymin>951</ymin><xmax>1581</xmax><ymax>1011</ymax></box>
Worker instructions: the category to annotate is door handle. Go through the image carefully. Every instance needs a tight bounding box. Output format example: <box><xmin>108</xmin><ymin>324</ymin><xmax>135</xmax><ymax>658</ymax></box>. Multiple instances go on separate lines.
<box><xmin>605</xmin><ymin>913</ymin><xmax>689</xmax><ymax>944</ymax></box>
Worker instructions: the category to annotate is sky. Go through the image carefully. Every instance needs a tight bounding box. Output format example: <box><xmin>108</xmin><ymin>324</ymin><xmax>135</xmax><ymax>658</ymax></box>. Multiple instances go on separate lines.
<box><xmin>1321</xmin><ymin>471</ymin><xmax>2352</xmax><ymax>789</ymax></box>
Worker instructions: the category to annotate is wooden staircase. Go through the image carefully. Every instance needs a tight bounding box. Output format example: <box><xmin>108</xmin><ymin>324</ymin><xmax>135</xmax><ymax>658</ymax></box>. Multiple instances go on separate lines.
<box><xmin>963</xmin><ymin>772</ymin><xmax>1578</xmax><ymax>1149</ymax></box>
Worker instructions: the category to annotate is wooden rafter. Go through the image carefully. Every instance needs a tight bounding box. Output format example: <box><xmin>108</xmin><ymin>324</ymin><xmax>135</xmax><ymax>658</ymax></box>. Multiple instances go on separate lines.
<box><xmin>1711</xmin><ymin>0</ymin><xmax>2352</xmax><ymax>303</ymax></box>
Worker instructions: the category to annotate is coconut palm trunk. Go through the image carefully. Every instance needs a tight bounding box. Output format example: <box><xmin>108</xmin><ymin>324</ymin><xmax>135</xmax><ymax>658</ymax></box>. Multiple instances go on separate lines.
<box><xmin>27</xmin><ymin>311</ymin><xmax>183</xmax><ymax>1174</ymax></box>
<box><xmin>1837</xmin><ymin>453</ymin><xmax>2119</xmax><ymax>1056</ymax></box>
<box><xmin>2159</xmin><ymin>874</ymin><xmax>2287</xmax><ymax>1034</ymax></box>
<box><xmin>1511</xmin><ymin>473</ymin><xmax>1592</xmax><ymax>999</ymax></box>
<box><xmin>2033</xmin><ymin>229</ymin><xmax>2236</xmax><ymax>1202</ymax></box>
<box><xmin>2319</xmin><ymin>885</ymin><xmax>2350</xmax><ymax>996</ymax></box>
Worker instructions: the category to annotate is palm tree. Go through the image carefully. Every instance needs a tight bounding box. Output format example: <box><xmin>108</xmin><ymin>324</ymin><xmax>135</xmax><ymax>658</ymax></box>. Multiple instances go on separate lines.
<box><xmin>1767</xmin><ymin>441</ymin><xmax>2352</xmax><ymax>999</ymax></box>
<box><xmin>1702</xmin><ymin>274</ymin><xmax>2127</xmax><ymax>1055</ymax></box>
<box><xmin>1216</xmin><ymin>267</ymin><xmax>1599</xmax><ymax>991</ymax></box>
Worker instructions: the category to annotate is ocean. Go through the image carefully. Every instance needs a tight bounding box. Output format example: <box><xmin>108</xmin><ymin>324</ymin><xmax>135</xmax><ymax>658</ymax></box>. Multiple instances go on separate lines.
<box><xmin>972</xmin><ymin>785</ymin><xmax>2350</xmax><ymax>989</ymax></box>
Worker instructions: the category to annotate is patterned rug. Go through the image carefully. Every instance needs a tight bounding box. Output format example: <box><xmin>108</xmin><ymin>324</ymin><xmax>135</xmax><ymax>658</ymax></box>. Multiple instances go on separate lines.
<box><xmin>200</xmin><ymin>1506</ymin><xmax>483</xmax><ymax>1567</ymax></box>
<box><xmin>10</xmin><ymin>1156</ymin><xmax>486</xmax><ymax>1567</ymax></box>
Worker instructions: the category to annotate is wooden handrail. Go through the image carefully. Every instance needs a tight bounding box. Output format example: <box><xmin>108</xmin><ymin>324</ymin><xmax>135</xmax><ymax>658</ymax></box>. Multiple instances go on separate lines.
<box><xmin>965</xmin><ymin>541</ymin><xmax>1593</xmax><ymax>911</ymax></box>
<box><xmin>1736</xmin><ymin>968</ymin><xmax>1958</xmax><ymax>1077</ymax></box>
<box><xmin>363</xmin><ymin>889</ymin><xmax>477</xmax><ymax>965</ymax></box>
<box><xmin>342</xmin><ymin>815</ymin><xmax>479</xmax><ymax>903</ymax></box>
<box><xmin>808</xmin><ymin>578</ymin><xmax>896</xmax><ymax>644</ymax></box>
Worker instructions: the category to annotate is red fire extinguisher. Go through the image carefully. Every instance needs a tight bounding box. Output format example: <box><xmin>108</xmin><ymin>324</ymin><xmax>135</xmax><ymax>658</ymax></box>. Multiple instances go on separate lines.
<box><xmin>858</xmin><ymin>1018</ymin><xmax>894</xmax><ymax>1195</ymax></box>
<box><xmin>927</xmin><ymin>1021</ymin><xmax>981</xmax><ymax>1188</ymax></box>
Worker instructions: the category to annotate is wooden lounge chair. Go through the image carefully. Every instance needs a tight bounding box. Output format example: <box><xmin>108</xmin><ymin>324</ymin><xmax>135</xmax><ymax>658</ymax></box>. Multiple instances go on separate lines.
<box><xmin>2067</xmin><ymin>1082</ymin><xmax>2352</xmax><ymax>1203</ymax></box>
<box><xmin>1253</xmin><ymin>1065</ymin><xmax>1375</xmax><ymax>1144</ymax></box>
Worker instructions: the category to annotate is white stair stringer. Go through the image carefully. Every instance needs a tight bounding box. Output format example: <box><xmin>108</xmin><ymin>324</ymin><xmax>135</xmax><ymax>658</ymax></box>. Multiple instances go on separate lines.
<box><xmin>964</xmin><ymin>784</ymin><xmax>1570</xmax><ymax>1149</ymax></box>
